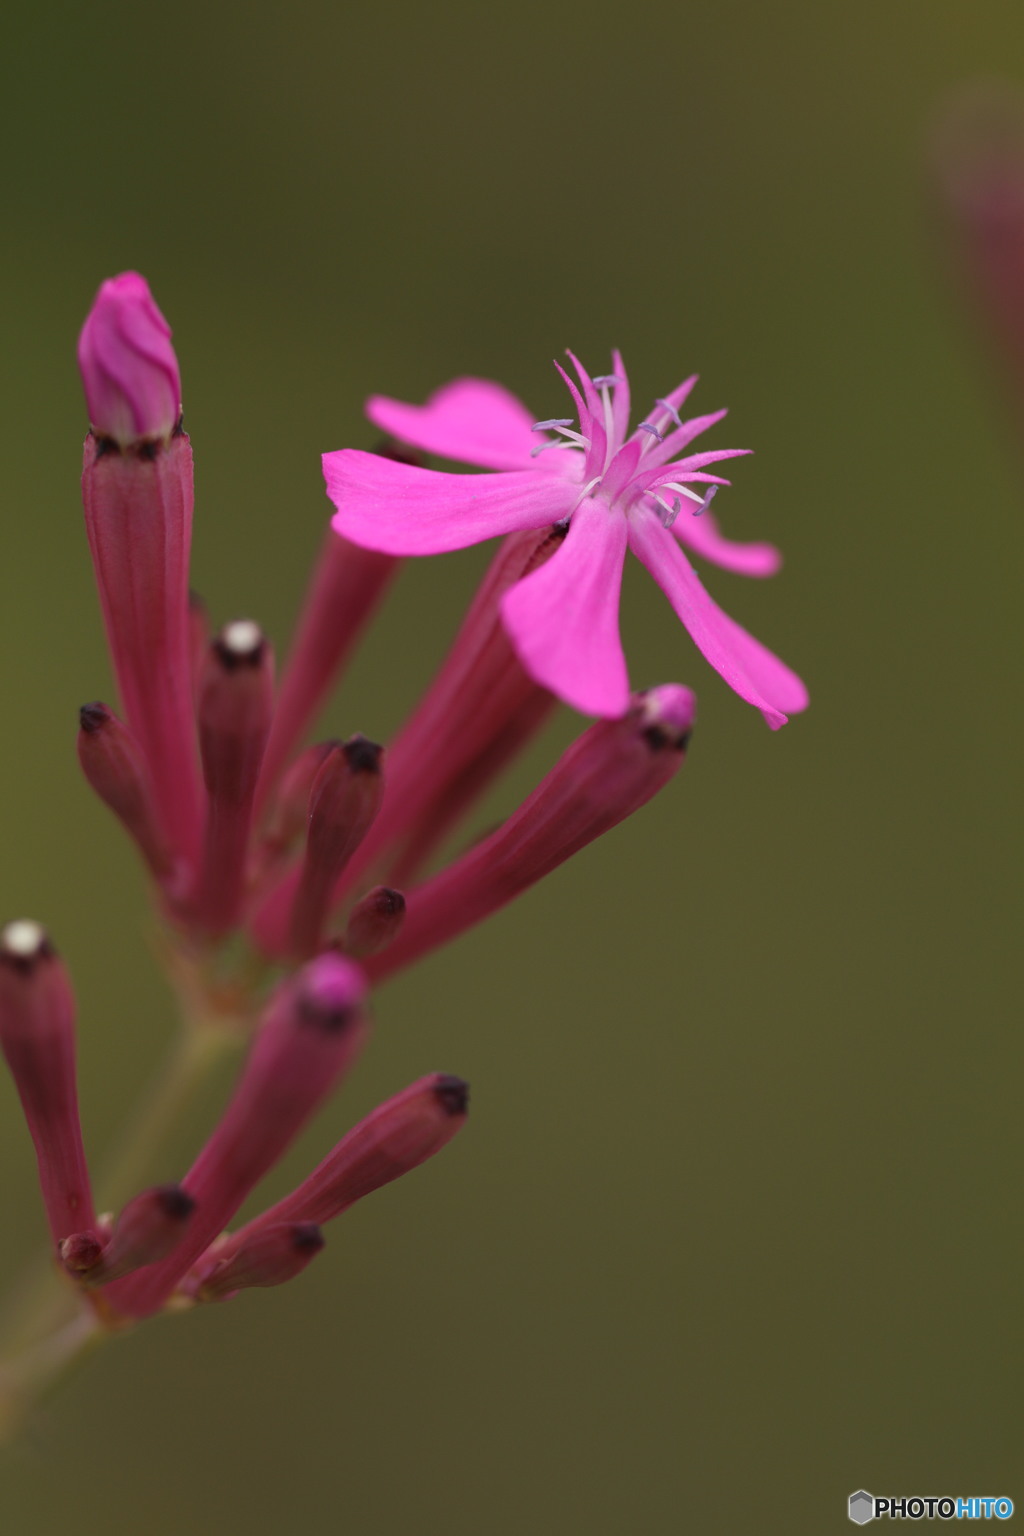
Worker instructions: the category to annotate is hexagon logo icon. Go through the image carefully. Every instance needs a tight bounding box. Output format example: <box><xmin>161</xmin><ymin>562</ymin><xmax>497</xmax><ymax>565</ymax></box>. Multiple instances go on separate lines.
<box><xmin>848</xmin><ymin>1490</ymin><xmax>875</xmax><ymax>1524</ymax></box>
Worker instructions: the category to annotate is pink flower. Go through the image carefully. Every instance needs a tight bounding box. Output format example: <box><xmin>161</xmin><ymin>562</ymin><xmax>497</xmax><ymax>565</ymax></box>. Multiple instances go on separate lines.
<box><xmin>324</xmin><ymin>353</ymin><xmax>808</xmax><ymax>726</ymax></box>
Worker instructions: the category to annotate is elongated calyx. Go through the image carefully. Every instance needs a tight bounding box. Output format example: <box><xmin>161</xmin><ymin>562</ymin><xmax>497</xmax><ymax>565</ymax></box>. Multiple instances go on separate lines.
<box><xmin>78</xmin><ymin>272</ymin><xmax>182</xmax><ymax>448</ymax></box>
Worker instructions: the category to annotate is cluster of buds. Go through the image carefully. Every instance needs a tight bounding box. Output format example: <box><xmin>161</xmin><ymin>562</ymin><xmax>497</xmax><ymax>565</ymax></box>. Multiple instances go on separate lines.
<box><xmin>0</xmin><ymin>273</ymin><xmax>699</xmax><ymax>1351</ymax></box>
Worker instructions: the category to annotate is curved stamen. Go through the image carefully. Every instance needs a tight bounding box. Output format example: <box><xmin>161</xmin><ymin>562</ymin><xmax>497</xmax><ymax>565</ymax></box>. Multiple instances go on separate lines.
<box><xmin>569</xmin><ymin>476</ymin><xmax>602</xmax><ymax>516</ymax></box>
<box><xmin>591</xmin><ymin>375</ymin><xmax>621</xmax><ymax>388</ymax></box>
<box><xmin>530</xmin><ymin>439</ymin><xmax>583</xmax><ymax>459</ymax></box>
<box><xmin>654</xmin><ymin>398</ymin><xmax>684</xmax><ymax>430</ymax></box>
<box><xmin>532</xmin><ymin>418</ymin><xmax>575</xmax><ymax>432</ymax></box>
<box><xmin>637</xmin><ymin>422</ymin><xmax>664</xmax><ymax>443</ymax></box>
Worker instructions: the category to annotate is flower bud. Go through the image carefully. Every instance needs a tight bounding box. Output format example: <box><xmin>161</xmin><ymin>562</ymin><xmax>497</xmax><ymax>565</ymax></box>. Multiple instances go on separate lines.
<box><xmin>77</xmin><ymin>702</ymin><xmax>177</xmax><ymax>888</ymax></box>
<box><xmin>343</xmin><ymin>886</ymin><xmax>406</xmax><ymax>958</ymax></box>
<box><xmin>223</xmin><ymin>1074</ymin><xmax>468</xmax><ymax>1256</ymax></box>
<box><xmin>197</xmin><ymin>1223</ymin><xmax>325</xmax><ymax>1302</ymax></box>
<box><xmin>366</xmin><ymin>685</ymin><xmax>696</xmax><ymax>982</ymax></box>
<box><xmin>193</xmin><ymin>621</ymin><xmax>275</xmax><ymax>934</ymax></box>
<box><xmin>62</xmin><ymin>1184</ymin><xmax>195</xmax><ymax>1287</ymax></box>
<box><xmin>77</xmin><ymin>272</ymin><xmax>181</xmax><ymax>447</ymax></box>
<box><xmin>0</xmin><ymin>922</ymin><xmax>96</xmax><ymax>1246</ymax></box>
<box><xmin>107</xmin><ymin>954</ymin><xmax>369</xmax><ymax>1318</ymax></box>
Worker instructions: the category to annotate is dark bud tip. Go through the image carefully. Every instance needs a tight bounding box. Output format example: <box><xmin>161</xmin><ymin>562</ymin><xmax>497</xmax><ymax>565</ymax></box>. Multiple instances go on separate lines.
<box><xmin>373</xmin><ymin>438</ymin><xmax>429</xmax><ymax>471</ymax></box>
<box><xmin>296</xmin><ymin>995</ymin><xmax>359</xmax><ymax>1035</ymax></box>
<box><xmin>79</xmin><ymin>701</ymin><xmax>113</xmax><ymax>734</ymax></box>
<box><xmin>60</xmin><ymin>1231</ymin><xmax>105</xmax><ymax>1274</ymax></box>
<box><xmin>371</xmin><ymin>887</ymin><xmax>405</xmax><ymax>919</ymax></box>
<box><xmin>0</xmin><ymin>919</ymin><xmax>53</xmax><ymax>973</ymax></box>
<box><xmin>642</xmin><ymin>724</ymin><xmax>692</xmax><ymax>753</ymax></box>
<box><xmin>291</xmin><ymin>1223</ymin><xmax>325</xmax><ymax>1254</ymax></box>
<box><xmin>154</xmin><ymin>1184</ymin><xmax>196</xmax><ymax>1222</ymax></box>
<box><xmin>343</xmin><ymin>734</ymin><xmax>384</xmax><ymax>775</ymax></box>
<box><xmin>433</xmin><ymin>1075</ymin><xmax>470</xmax><ymax>1117</ymax></box>
<box><xmin>213</xmin><ymin>619</ymin><xmax>268</xmax><ymax>670</ymax></box>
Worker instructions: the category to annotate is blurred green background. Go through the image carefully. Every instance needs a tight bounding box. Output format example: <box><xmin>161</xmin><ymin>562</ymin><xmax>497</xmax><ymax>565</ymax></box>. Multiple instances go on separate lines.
<box><xmin>0</xmin><ymin>1</ymin><xmax>1021</xmax><ymax>1530</ymax></box>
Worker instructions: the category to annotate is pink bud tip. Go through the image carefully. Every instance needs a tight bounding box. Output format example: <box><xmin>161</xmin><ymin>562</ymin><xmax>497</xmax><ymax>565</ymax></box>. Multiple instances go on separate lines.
<box><xmin>77</xmin><ymin>272</ymin><xmax>181</xmax><ymax>447</ymax></box>
<box><xmin>298</xmin><ymin>951</ymin><xmax>368</xmax><ymax>1023</ymax></box>
<box><xmin>637</xmin><ymin>684</ymin><xmax>697</xmax><ymax>749</ymax></box>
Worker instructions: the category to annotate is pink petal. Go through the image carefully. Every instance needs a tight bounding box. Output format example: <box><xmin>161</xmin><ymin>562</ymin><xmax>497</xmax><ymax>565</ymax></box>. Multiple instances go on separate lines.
<box><xmin>500</xmin><ymin>498</ymin><xmax>630</xmax><ymax>717</ymax></box>
<box><xmin>628</xmin><ymin>508</ymin><xmax>807</xmax><ymax>728</ymax></box>
<box><xmin>672</xmin><ymin>507</ymin><xmax>782</xmax><ymax>578</ymax></box>
<box><xmin>324</xmin><ymin>450</ymin><xmax>577</xmax><ymax>555</ymax></box>
<box><xmin>366</xmin><ymin>379</ymin><xmax>541</xmax><ymax>471</ymax></box>
<box><xmin>644</xmin><ymin>407</ymin><xmax>729</xmax><ymax>468</ymax></box>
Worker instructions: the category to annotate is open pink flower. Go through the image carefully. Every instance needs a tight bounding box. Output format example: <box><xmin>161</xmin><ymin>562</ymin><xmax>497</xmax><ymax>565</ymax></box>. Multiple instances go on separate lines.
<box><xmin>324</xmin><ymin>353</ymin><xmax>807</xmax><ymax>725</ymax></box>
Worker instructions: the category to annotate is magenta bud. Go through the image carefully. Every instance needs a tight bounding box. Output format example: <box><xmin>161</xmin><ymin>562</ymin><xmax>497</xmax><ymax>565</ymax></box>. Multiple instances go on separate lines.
<box><xmin>197</xmin><ymin>1222</ymin><xmax>325</xmax><ymax>1301</ymax></box>
<box><xmin>193</xmin><ymin>620</ymin><xmax>275</xmax><ymax>934</ymax></box>
<box><xmin>107</xmin><ymin>954</ymin><xmax>369</xmax><ymax>1318</ymax></box>
<box><xmin>287</xmin><ymin>736</ymin><xmax>385</xmax><ymax>957</ymax></box>
<box><xmin>259</xmin><ymin>741</ymin><xmax>338</xmax><ymax>861</ymax></box>
<box><xmin>77</xmin><ymin>272</ymin><xmax>181</xmax><ymax>448</ymax></box>
<box><xmin>63</xmin><ymin>1184</ymin><xmax>196</xmax><ymax>1288</ymax></box>
<box><xmin>221</xmin><ymin>1073</ymin><xmax>468</xmax><ymax>1253</ymax></box>
<box><xmin>188</xmin><ymin>591</ymin><xmax>209</xmax><ymax>701</ymax></box>
<box><xmin>0</xmin><ymin>922</ymin><xmax>96</xmax><ymax>1246</ymax></box>
<box><xmin>60</xmin><ymin>1230</ymin><xmax>106</xmax><ymax>1274</ymax></box>
<box><xmin>343</xmin><ymin>886</ymin><xmax>406</xmax><ymax>958</ymax></box>
<box><xmin>77</xmin><ymin>702</ymin><xmax>177</xmax><ymax>887</ymax></box>
<box><xmin>366</xmin><ymin>686</ymin><xmax>696</xmax><ymax>982</ymax></box>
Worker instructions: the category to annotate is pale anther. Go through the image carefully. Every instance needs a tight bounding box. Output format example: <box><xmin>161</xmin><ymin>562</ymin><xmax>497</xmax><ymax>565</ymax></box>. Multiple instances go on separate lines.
<box><xmin>655</xmin><ymin>398</ymin><xmax>684</xmax><ymax>429</ymax></box>
<box><xmin>532</xmin><ymin>418</ymin><xmax>575</xmax><ymax>432</ymax></box>
<box><xmin>592</xmin><ymin>375</ymin><xmax>621</xmax><ymax>388</ymax></box>
<box><xmin>637</xmin><ymin>422</ymin><xmax>663</xmax><ymax>442</ymax></box>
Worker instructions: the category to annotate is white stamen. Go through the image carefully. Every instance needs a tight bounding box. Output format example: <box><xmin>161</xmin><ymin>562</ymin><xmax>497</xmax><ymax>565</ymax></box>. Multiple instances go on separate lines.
<box><xmin>692</xmin><ymin>485</ymin><xmax>718</xmax><ymax>517</ymax></box>
<box><xmin>570</xmin><ymin>476</ymin><xmax>602</xmax><ymax>515</ymax></box>
<box><xmin>221</xmin><ymin>619</ymin><xmax>264</xmax><ymax>656</ymax></box>
<box><xmin>532</xmin><ymin>418</ymin><xmax>575</xmax><ymax>432</ymax></box>
<box><xmin>592</xmin><ymin>374</ymin><xmax>621</xmax><ymax>388</ymax></box>
<box><xmin>2</xmin><ymin>920</ymin><xmax>47</xmax><ymax>957</ymax></box>
<box><xmin>530</xmin><ymin>440</ymin><xmax>579</xmax><ymax>458</ymax></box>
<box><xmin>637</xmin><ymin>422</ymin><xmax>663</xmax><ymax>442</ymax></box>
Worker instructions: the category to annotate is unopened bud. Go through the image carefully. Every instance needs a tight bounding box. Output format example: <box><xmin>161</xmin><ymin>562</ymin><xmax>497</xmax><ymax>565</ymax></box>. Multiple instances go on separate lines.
<box><xmin>193</xmin><ymin>620</ymin><xmax>275</xmax><ymax>934</ymax></box>
<box><xmin>198</xmin><ymin>1222</ymin><xmax>325</xmax><ymax>1301</ymax></box>
<box><xmin>221</xmin><ymin>1073</ymin><xmax>468</xmax><ymax>1254</ymax></box>
<box><xmin>283</xmin><ymin>735</ymin><xmax>385</xmax><ymax>958</ymax></box>
<box><xmin>77</xmin><ymin>702</ymin><xmax>177</xmax><ymax>886</ymax></box>
<box><xmin>343</xmin><ymin>886</ymin><xmax>406</xmax><ymax>958</ymax></box>
<box><xmin>0</xmin><ymin>923</ymin><xmax>96</xmax><ymax>1245</ymax></box>
<box><xmin>63</xmin><ymin>1183</ymin><xmax>195</xmax><ymax>1287</ymax></box>
<box><xmin>367</xmin><ymin>686</ymin><xmax>696</xmax><ymax>981</ymax></box>
<box><xmin>77</xmin><ymin>272</ymin><xmax>182</xmax><ymax>448</ymax></box>
<box><xmin>107</xmin><ymin>954</ymin><xmax>369</xmax><ymax>1319</ymax></box>
<box><xmin>260</xmin><ymin>741</ymin><xmax>338</xmax><ymax>859</ymax></box>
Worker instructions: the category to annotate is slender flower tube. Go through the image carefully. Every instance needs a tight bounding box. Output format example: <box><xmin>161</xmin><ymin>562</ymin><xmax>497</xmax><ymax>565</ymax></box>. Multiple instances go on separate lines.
<box><xmin>79</xmin><ymin>273</ymin><xmax>203</xmax><ymax>864</ymax></box>
<box><xmin>77</xmin><ymin>702</ymin><xmax>180</xmax><ymax>893</ymax></box>
<box><xmin>256</xmin><ymin>530</ymin><xmax>397</xmax><ymax>811</ymax></box>
<box><xmin>193</xmin><ymin>621</ymin><xmax>275</xmax><ymax>936</ymax></box>
<box><xmin>196</xmin><ymin>1222</ymin><xmax>325</xmax><ymax>1301</ymax></box>
<box><xmin>365</xmin><ymin>686</ymin><xmax>696</xmax><ymax>983</ymax></box>
<box><xmin>325</xmin><ymin>356</ymin><xmax>806</xmax><ymax>725</ymax></box>
<box><xmin>253</xmin><ymin>736</ymin><xmax>385</xmax><ymax>959</ymax></box>
<box><xmin>219</xmin><ymin>1074</ymin><xmax>468</xmax><ymax>1256</ymax></box>
<box><xmin>343</xmin><ymin>886</ymin><xmax>406</xmax><ymax>958</ymax></box>
<box><xmin>107</xmin><ymin>954</ymin><xmax>370</xmax><ymax>1318</ymax></box>
<box><xmin>0</xmin><ymin>923</ymin><xmax>96</xmax><ymax>1247</ymax></box>
<box><xmin>188</xmin><ymin>591</ymin><xmax>209</xmax><ymax>703</ymax></box>
<box><xmin>330</xmin><ymin>527</ymin><xmax>561</xmax><ymax>902</ymax></box>
<box><xmin>62</xmin><ymin>1184</ymin><xmax>196</xmax><ymax>1288</ymax></box>
<box><xmin>258</xmin><ymin>740</ymin><xmax>337</xmax><ymax>866</ymax></box>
